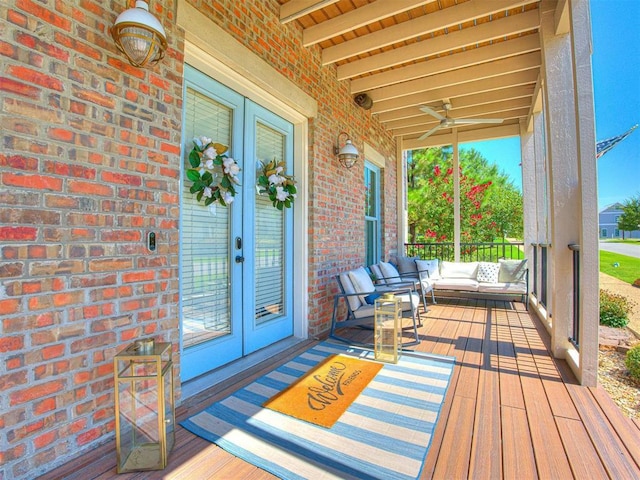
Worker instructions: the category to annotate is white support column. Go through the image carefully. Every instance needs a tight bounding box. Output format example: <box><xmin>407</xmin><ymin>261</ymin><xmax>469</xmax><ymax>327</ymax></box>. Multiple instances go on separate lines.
<box><xmin>570</xmin><ymin>0</ymin><xmax>598</xmax><ymax>387</ymax></box>
<box><xmin>520</xmin><ymin>119</ymin><xmax>536</xmax><ymax>297</ymax></box>
<box><xmin>397</xmin><ymin>139</ymin><xmax>407</xmax><ymax>255</ymax></box>
<box><xmin>540</xmin><ymin>0</ymin><xmax>577</xmax><ymax>359</ymax></box>
<box><xmin>452</xmin><ymin>130</ymin><xmax>460</xmax><ymax>262</ymax></box>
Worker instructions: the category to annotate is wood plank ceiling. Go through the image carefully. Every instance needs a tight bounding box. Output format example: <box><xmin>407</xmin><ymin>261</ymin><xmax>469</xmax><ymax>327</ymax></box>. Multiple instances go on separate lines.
<box><xmin>279</xmin><ymin>0</ymin><xmax>544</xmax><ymax>148</ymax></box>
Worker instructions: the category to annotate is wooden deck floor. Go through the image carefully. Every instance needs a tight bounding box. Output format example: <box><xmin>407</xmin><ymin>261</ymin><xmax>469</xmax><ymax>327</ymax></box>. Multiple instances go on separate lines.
<box><xmin>41</xmin><ymin>298</ymin><xmax>640</xmax><ymax>479</ymax></box>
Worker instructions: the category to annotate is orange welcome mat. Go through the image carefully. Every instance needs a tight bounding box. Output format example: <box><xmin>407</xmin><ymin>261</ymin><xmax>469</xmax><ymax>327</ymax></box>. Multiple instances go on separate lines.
<box><xmin>263</xmin><ymin>354</ymin><xmax>384</xmax><ymax>428</ymax></box>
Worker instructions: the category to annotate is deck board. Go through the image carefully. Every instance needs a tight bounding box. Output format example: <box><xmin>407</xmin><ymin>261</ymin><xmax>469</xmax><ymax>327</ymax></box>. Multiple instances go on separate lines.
<box><xmin>40</xmin><ymin>299</ymin><xmax>640</xmax><ymax>480</ymax></box>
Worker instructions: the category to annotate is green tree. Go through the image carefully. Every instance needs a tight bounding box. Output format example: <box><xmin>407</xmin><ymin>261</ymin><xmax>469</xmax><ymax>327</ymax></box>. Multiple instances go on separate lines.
<box><xmin>618</xmin><ymin>195</ymin><xmax>640</xmax><ymax>239</ymax></box>
<box><xmin>407</xmin><ymin>147</ymin><xmax>523</xmax><ymax>243</ymax></box>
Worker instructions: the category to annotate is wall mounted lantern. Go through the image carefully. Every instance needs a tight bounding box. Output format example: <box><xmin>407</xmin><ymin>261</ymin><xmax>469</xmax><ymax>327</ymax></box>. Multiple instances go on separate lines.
<box><xmin>334</xmin><ymin>132</ymin><xmax>359</xmax><ymax>169</ymax></box>
<box><xmin>111</xmin><ymin>1</ymin><xmax>167</xmax><ymax>68</ymax></box>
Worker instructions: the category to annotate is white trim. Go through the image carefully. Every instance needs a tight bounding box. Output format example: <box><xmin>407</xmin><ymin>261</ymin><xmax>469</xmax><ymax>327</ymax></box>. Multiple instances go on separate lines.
<box><xmin>178</xmin><ymin>1</ymin><xmax>317</xmax><ymax>120</ymax></box>
<box><xmin>177</xmin><ymin>0</ymin><xmax>312</xmax><ymax>346</ymax></box>
<box><xmin>363</xmin><ymin>143</ymin><xmax>386</xmax><ymax>169</ymax></box>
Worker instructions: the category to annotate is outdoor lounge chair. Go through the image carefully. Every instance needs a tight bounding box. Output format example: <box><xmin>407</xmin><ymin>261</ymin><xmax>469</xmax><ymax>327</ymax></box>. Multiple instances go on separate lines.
<box><xmin>330</xmin><ymin>266</ymin><xmax>421</xmax><ymax>346</ymax></box>
<box><xmin>370</xmin><ymin>261</ymin><xmax>436</xmax><ymax>311</ymax></box>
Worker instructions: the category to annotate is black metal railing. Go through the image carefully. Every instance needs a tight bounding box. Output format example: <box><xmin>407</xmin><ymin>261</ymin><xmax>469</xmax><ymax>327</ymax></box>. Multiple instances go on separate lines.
<box><xmin>530</xmin><ymin>243</ymin><xmax>550</xmax><ymax>312</ymax></box>
<box><xmin>404</xmin><ymin>241</ymin><xmax>525</xmax><ymax>262</ymax></box>
<box><xmin>568</xmin><ymin>244</ymin><xmax>580</xmax><ymax>350</ymax></box>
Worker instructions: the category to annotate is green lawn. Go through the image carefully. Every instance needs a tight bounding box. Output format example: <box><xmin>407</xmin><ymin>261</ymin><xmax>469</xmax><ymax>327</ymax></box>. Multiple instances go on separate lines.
<box><xmin>600</xmin><ymin>251</ymin><xmax>640</xmax><ymax>284</ymax></box>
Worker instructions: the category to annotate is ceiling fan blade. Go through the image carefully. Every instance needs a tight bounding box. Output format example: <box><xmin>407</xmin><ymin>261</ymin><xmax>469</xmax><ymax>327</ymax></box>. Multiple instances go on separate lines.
<box><xmin>420</xmin><ymin>105</ymin><xmax>445</xmax><ymax>121</ymax></box>
<box><xmin>418</xmin><ymin>124</ymin><xmax>442</xmax><ymax>140</ymax></box>
<box><xmin>450</xmin><ymin>118</ymin><xmax>504</xmax><ymax>125</ymax></box>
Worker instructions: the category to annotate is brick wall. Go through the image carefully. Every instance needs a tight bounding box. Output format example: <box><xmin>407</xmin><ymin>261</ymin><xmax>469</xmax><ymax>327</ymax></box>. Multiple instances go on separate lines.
<box><xmin>0</xmin><ymin>0</ymin><xmax>399</xmax><ymax>477</ymax></box>
<box><xmin>0</xmin><ymin>0</ymin><xmax>183</xmax><ymax>477</ymax></box>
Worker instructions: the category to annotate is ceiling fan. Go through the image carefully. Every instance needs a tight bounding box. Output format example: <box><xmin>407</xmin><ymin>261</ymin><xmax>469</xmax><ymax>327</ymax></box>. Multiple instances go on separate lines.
<box><xmin>418</xmin><ymin>102</ymin><xmax>504</xmax><ymax>140</ymax></box>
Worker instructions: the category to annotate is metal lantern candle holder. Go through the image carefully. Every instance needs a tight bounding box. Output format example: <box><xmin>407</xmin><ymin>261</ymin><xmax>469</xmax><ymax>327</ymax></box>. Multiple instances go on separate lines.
<box><xmin>374</xmin><ymin>293</ymin><xmax>402</xmax><ymax>363</ymax></box>
<box><xmin>114</xmin><ymin>339</ymin><xmax>175</xmax><ymax>473</ymax></box>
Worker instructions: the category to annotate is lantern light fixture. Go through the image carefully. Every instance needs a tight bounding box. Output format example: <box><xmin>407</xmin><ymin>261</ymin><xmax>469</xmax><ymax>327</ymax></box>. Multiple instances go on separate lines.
<box><xmin>111</xmin><ymin>1</ymin><xmax>167</xmax><ymax>68</ymax></box>
<box><xmin>334</xmin><ymin>131</ymin><xmax>359</xmax><ymax>169</ymax></box>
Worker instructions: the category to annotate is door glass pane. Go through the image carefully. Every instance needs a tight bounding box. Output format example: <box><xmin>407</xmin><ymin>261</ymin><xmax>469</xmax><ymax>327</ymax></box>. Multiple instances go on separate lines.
<box><xmin>182</xmin><ymin>88</ymin><xmax>232</xmax><ymax>348</ymax></box>
<box><xmin>255</xmin><ymin>123</ymin><xmax>285</xmax><ymax>325</ymax></box>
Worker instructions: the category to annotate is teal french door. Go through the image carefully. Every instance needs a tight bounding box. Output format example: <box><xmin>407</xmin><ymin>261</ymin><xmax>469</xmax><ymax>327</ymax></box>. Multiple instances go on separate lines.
<box><xmin>180</xmin><ymin>66</ymin><xmax>294</xmax><ymax>381</ymax></box>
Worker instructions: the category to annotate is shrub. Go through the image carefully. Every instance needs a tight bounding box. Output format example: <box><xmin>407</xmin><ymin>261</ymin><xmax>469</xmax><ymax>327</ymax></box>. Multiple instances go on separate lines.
<box><xmin>599</xmin><ymin>289</ymin><xmax>634</xmax><ymax>328</ymax></box>
<box><xmin>626</xmin><ymin>344</ymin><xmax>640</xmax><ymax>381</ymax></box>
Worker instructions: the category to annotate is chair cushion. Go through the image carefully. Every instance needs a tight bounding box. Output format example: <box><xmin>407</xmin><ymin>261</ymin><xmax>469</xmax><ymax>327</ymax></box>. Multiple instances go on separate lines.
<box><xmin>415</xmin><ymin>259</ymin><xmax>441</xmax><ymax>281</ymax></box>
<box><xmin>348</xmin><ymin>267</ymin><xmax>376</xmax><ymax>303</ymax></box>
<box><xmin>379</xmin><ymin>261</ymin><xmax>402</xmax><ymax>284</ymax></box>
<box><xmin>433</xmin><ymin>278</ymin><xmax>479</xmax><ymax>291</ymax></box>
<box><xmin>478</xmin><ymin>282</ymin><xmax>527</xmax><ymax>294</ymax></box>
<box><xmin>440</xmin><ymin>261</ymin><xmax>479</xmax><ymax>279</ymax></box>
<box><xmin>369</xmin><ymin>264</ymin><xmax>385</xmax><ymax>285</ymax></box>
<box><xmin>394</xmin><ymin>255</ymin><xmax>419</xmax><ymax>275</ymax></box>
<box><xmin>498</xmin><ymin>259</ymin><xmax>527</xmax><ymax>282</ymax></box>
<box><xmin>477</xmin><ymin>262</ymin><xmax>500</xmax><ymax>283</ymax></box>
<box><xmin>339</xmin><ymin>272</ymin><xmax>362</xmax><ymax>311</ymax></box>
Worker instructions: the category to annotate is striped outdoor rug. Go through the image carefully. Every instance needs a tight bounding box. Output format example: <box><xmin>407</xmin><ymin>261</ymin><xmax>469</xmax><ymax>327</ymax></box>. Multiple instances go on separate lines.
<box><xmin>181</xmin><ymin>341</ymin><xmax>455</xmax><ymax>480</ymax></box>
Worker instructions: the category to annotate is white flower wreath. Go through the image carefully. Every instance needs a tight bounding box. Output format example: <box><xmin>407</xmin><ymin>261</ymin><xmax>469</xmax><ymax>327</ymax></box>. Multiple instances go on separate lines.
<box><xmin>186</xmin><ymin>136</ymin><xmax>241</xmax><ymax>206</ymax></box>
<box><xmin>257</xmin><ymin>159</ymin><xmax>297</xmax><ymax>210</ymax></box>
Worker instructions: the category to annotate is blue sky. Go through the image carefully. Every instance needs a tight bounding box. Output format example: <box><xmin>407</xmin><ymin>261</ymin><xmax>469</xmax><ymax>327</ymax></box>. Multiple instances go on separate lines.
<box><xmin>462</xmin><ymin>0</ymin><xmax>640</xmax><ymax>211</ymax></box>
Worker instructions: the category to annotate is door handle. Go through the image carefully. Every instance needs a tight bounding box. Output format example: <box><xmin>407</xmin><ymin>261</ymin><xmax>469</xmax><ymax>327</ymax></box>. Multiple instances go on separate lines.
<box><xmin>235</xmin><ymin>255</ymin><xmax>245</xmax><ymax>263</ymax></box>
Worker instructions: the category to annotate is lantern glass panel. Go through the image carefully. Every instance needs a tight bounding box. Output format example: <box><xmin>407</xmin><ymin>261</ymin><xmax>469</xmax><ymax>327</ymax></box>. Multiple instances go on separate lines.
<box><xmin>115</xmin><ymin>342</ymin><xmax>174</xmax><ymax>473</ymax></box>
<box><xmin>374</xmin><ymin>295</ymin><xmax>402</xmax><ymax>363</ymax></box>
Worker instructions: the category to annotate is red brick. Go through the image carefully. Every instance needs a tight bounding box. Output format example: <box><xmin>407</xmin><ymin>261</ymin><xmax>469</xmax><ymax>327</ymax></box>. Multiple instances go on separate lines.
<box><xmin>0</xmin><ymin>336</ymin><xmax>24</xmax><ymax>353</ymax></box>
<box><xmin>9</xmin><ymin>380</ymin><xmax>66</xmax><ymax>406</ymax></box>
<box><xmin>0</xmin><ymin>77</ymin><xmax>40</xmax><ymax>98</ymax></box>
<box><xmin>2</xmin><ymin>172</ymin><xmax>62</xmax><ymax>191</ymax></box>
<box><xmin>0</xmin><ymin>371</ymin><xmax>28</xmax><ymax>390</ymax></box>
<box><xmin>5</xmin><ymin>355</ymin><xmax>24</xmax><ymax>370</ymax></box>
<box><xmin>101</xmin><ymin>171</ymin><xmax>142</xmax><ymax>186</ymax></box>
<box><xmin>67</xmin><ymin>179</ymin><xmax>114</xmax><ymax>197</ymax></box>
<box><xmin>42</xmin><ymin>344</ymin><xmax>65</xmax><ymax>360</ymax></box>
<box><xmin>33</xmin><ymin>430</ymin><xmax>58</xmax><ymax>449</ymax></box>
<box><xmin>7</xmin><ymin>9</ymin><xmax>28</xmax><ymax>27</ymax></box>
<box><xmin>0</xmin><ymin>298</ymin><xmax>21</xmax><ymax>314</ymax></box>
<box><xmin>7</xmin><ymin>65</ymin><xmax>64</xmax><ymax>91</ymax></box>
<box><xmin>32</xmin><ymin>397</ymin><xmax>56</xmax><ymax>415</ymax></box>
<box><xmin>0</xmin><ymin>154</ymin><xmax>39</xmax><ymax>170</ymax></box>
<box><xmin>76</xmin><ymin>426</ymin><xmax>102</xmax><ymax>446</ymax></box>
<box><xmin>16</xmin><ymin>0</ymin><xmax>72</xmax><ymax>30</ymax></box>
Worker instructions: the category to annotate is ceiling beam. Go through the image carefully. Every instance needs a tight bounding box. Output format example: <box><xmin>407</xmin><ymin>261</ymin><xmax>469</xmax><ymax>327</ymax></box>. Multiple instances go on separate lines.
<box><xmin>337</xmin><ymin>9</ymin><xmax>540</xmax><ymax>80</ymax></box>
<box><xmin>524</xmin><ymin>73</ymin><xmax>544</xmax><ymax>132</ymax></box>
<box><xmin>369</xmin><ymin>51</ymin><xmax>541</xmax><ymax>104</ymax></box>
<box><xmin>323</xmin><ymin>0</ymin><xmax>535</xmax><ymax>64</ymax></box>
<box><xmin>384</xmin><ymin>98</ymin><xmax>533</xmax><ymax>131</ymax></box>
<box><xmin>303</xmin><ymin>0</ymin><xmax>436</xmax><ymax>46</ymax></box>
<box><xmin>372</xmin><ymin>69</ymin><xmax>539</xmax><ymax>114</ymax></box>
<box><xmin>350</xmin><ymin>34</ymin><xmax>539</xmax><ymax>94</ymax></box>
<box><xmin>554</xmin><ymin>0</ymin><xmax>570</xmax><ymax>34</ymax></box>
<box><xmin>280</xmin><ymin>0</ymin><xmax>339</xmax><ymax>24</ymax></box>
<box><xmin>377</xmin><ymin>84</ymin><xmax>534</xmax><ymax>123</ymax></box>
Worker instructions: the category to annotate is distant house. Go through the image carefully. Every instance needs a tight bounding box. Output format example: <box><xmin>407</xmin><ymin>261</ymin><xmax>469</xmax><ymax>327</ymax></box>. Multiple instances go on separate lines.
<box><xmin>599</xmin><ymin>203</ymin><xmax>640</xmax><ymax>239</ymax></box>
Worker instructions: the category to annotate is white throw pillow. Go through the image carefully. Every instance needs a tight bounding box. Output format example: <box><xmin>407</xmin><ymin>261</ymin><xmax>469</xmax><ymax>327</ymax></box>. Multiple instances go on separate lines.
<box><xmin>348</xmin><ymin>267</ymin><xmax>377</xmax><ymax>303</ymax></box>
<box><xmin>440</xmin><ymin>261</ymin><xmax>479</xmax><ymax>279</ymax></box>
<box><xmin>415</xmin><ymin>259</ymin><xmax>440</xmax><ymax>280</ymax></box>
<box><xmin>476</xmin><ymin>262</ymin><xmax>500</xmax><ymax>283</ymax></box>
<box><xmin>369</xmin><ymin>264</ymin><xmax>385</xmax><ymax>285</ymax></box>
<box><xmin>379</xmin><ymin>261</ymin><xmax>402</xmax><ymax>284</ymax></box>
<box><xmin>498</xmin><ymin>259</ymin><xmax>527</xmax><ymax>282</ymax></box>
